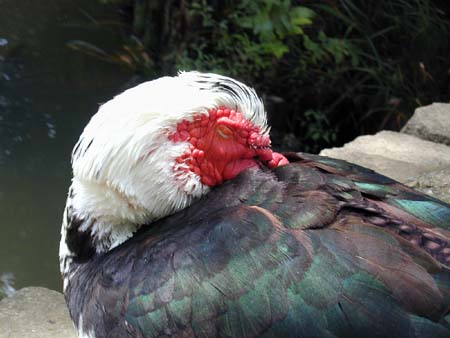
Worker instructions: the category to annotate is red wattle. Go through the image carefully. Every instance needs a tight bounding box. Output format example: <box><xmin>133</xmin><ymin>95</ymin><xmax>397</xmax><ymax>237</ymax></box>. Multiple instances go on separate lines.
<box><xmin>257</xmin><ymin>148</ymin><xmax>273</xmax><ymax>162</ymax></box>
<box><xmin>268</xmin><ymin>152</ymin><xmax>289</xmax><ymax>168</ymax></box>
<box><xmin>169</xmin><ymin>106</ymin><xmax>290</xmax><ymax>187</ymax></box>
<box><xmin>223</xmin><ymin>159</ymin><xmax>259</xmax><ymax>181</ymax></box>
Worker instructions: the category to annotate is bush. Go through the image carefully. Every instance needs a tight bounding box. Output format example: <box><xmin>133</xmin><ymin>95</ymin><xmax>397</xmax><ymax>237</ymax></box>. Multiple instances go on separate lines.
<box><xmin>80</xmin><ymin>0</ymin><xmax>450</xmax><ymax>152</ymax></box>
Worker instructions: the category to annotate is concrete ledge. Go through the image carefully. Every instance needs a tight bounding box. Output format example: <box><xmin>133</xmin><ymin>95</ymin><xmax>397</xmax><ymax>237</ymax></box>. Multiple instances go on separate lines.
<box><xmin>402</xmin><ymin>102</ymin><xmax>450</xmax><ymax>146</ymax></box>
<box><xmin>406</xmin><ymin>167</ymin><xmax>450</xmax><ymax>204</ymax></box>
<box><xmin>320</xmin><ymin>131</ymin><xmax>450</xmax><ymax>183</ymax></box>
<box><xmin>0</xmin><ymin>287</ymin><xmax>77</xmax><ymax>338</ymax></box>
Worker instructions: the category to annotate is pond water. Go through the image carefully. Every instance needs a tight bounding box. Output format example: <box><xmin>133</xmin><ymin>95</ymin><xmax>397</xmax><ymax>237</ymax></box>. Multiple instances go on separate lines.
<box><xmin>0</xmin><ymin>0</ymin><xmax>132</xmax><ymax>294</ymax></box>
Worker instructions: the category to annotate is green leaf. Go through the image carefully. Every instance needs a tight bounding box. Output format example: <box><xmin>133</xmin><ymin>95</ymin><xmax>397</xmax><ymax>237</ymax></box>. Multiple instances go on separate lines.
<box><xmin>290</xmin><ymin>6</ymin><xmax>315</xmax><ymax>27</ymax></box>
<box><xmin>264</xmin><ymin>40</ymin><xmax>289</xmax><ymax>58</ymax></box>
<box><xmin>303</xmin><ymin>36</ymin><xmax>326</xmax><ymax>63</ymax></box>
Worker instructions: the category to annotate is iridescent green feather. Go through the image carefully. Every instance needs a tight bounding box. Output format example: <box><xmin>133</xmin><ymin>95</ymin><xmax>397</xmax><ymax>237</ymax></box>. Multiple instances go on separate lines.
<box><xmin>115</xmin><ymin>153</ymin><xmax>450</xmax><ymax>338</ymax></box>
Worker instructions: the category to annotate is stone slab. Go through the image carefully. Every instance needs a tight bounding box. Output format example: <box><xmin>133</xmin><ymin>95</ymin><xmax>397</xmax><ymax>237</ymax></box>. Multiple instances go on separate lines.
<box><xmin>0</xmin><ymin>287</ymin><xmax>77</xmax><ymax>338</ymax></box>
<box><xmin>401</xmin><ymin>102</ymin><xmax>450</xmax><ymax>146</ymax></box>
<box><xmin>320</xmin><ymin>131</ymin><xmax>450</xmax><ymax>183</ymax></box>
<box><xmin>406</xmin><ymin>167</ymin><xmax>450</xmax><ymax>204</ymax></box>
<box><xmin>319</xmin><ymin>148</ymin><xmax>423</xmax><ymax>183</ymax></box>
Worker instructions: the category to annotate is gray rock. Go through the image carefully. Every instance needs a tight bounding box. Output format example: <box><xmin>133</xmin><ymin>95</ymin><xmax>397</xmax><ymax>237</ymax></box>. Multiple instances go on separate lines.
<box><xmin>401</xmin><ymin>102</ymin><xmax>450</xmax><ymax>146</ymax></box>
<box><xmin>0</xmin><ymin>287</ymin><xmax>77</xmax><ymax>338</ymax></box>
<box><xmin>406</xmin><ymin>167</ymin><xmax>450</xmax><ymax>204</ymax></box>
<box><xmin>319</xmin><ymin>149</ymin><xmax>424</xmax><ymax>183</ymax></box>
<box><xmin>320</xmin><ymin>131</ymin><xmax>450</xmax><ymax>183</ymax></box>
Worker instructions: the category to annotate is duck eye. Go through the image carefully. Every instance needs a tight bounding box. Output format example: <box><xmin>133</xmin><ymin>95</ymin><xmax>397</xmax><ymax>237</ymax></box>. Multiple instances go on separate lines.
<box><xmin>216</xmin><ymin>125</ymin><xmax>234</xmax><ymax>139</ymax></box>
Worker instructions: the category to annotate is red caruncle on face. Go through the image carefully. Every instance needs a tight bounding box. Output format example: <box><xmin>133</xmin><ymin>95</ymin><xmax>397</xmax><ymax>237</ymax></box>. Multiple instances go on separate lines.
<box><xmin>169</xmin><ymin>107</ymin><xmax>288</xmax><ymax>187</ymax></box>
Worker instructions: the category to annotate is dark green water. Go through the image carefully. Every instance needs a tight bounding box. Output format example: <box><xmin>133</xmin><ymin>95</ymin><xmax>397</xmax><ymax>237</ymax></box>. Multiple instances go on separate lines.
<box><xmin>0</xmin><ymin>0</ymin><xmax>132</xmax><ymax>294</ymax></box>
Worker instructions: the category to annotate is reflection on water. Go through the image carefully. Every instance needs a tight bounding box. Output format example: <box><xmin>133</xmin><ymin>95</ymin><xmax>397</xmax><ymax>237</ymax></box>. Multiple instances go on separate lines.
<box><xmin>0</xmin><ymin>272</ymin><xmax>15</xmax><ymax>298</ymax></box>
<box><xmin>0</xmin><ymin>0</ymin><xmax>132</xmax><ymax>292</ymax></box>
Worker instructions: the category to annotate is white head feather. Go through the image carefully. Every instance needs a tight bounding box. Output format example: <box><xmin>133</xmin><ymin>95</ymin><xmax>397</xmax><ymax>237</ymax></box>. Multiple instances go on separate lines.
<box><xmin>59</xmin><ymin>71</ymin><xmax>267</xmax><ymax>265</ymax></box>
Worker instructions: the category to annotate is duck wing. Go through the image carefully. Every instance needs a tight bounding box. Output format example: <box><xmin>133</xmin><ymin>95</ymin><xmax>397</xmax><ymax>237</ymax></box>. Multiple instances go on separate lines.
<box><xmin>68</xmin><ymin>154</ymin><xmax>450</xmax><ymax>338</ymax></box>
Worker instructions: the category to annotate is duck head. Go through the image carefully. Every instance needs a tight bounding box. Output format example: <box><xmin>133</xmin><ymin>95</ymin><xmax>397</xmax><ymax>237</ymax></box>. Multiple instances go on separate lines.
<box><xmin>59</xmin><ymin>72</ymin><xmax>288</xmax><ymax>286</ymax></box>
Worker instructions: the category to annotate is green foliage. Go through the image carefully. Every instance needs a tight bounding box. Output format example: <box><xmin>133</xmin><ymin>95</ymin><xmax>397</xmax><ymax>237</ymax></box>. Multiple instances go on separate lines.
<box><xmin>301</xmin><ymin>110</ymin><xmax>337</xmax><ymax>144</ymax></box>
<box><xmin>176</xmin><ymin>0</ymin><xmax>315</xmax><ymax>78</ymax></box>
<box><xmin>94</xmin><ymin>0</ymin><xmax>450</xmax><ymax>152</ymax></box>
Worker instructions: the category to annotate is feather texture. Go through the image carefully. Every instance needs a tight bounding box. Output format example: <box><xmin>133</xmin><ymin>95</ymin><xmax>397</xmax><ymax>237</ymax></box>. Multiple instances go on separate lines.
<box><xmin>65</xmin><ymin>153</ymin><xmax>450</xmax><ymax>338</ymax></box>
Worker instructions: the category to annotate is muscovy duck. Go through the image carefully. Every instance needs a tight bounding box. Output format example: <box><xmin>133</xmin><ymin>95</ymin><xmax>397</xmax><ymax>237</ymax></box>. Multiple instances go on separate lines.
<box><xmin>60</xmin><ymin>72</ymin><xmax>450</xmax><ymax>338</ymax></box>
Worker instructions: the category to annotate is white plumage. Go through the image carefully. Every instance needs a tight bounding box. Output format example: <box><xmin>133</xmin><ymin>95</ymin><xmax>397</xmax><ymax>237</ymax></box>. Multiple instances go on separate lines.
<box><xmin>59</xmin><ymin>72</ymin><xmax>268</xmax><ymax>283</ymax></box>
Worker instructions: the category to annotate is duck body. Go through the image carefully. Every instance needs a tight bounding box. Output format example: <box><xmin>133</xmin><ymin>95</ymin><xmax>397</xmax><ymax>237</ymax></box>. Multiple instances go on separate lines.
<box><xmin>64</xmin><ymin>152</ymin><xmax>450</xmax><ymax>338</ymax></box>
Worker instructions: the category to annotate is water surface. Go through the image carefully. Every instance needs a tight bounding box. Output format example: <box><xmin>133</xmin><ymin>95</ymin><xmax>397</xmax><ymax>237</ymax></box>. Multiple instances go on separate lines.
<box><xmin>0</xmin><ymin>0</ymin><xmax>132</xmax><ymax>293</ymax></box>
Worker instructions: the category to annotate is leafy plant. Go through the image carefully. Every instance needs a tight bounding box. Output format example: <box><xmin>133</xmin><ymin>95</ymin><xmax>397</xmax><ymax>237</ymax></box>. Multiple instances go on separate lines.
<box><xmin>87</xmin><ymin>0</ymin><xmax>450</xmax><ymax>152</ymax></box>
<box><xmin>176</xmin><ymin>0</ymin><xmax>315</xmax><ymax>80</ymax></box>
